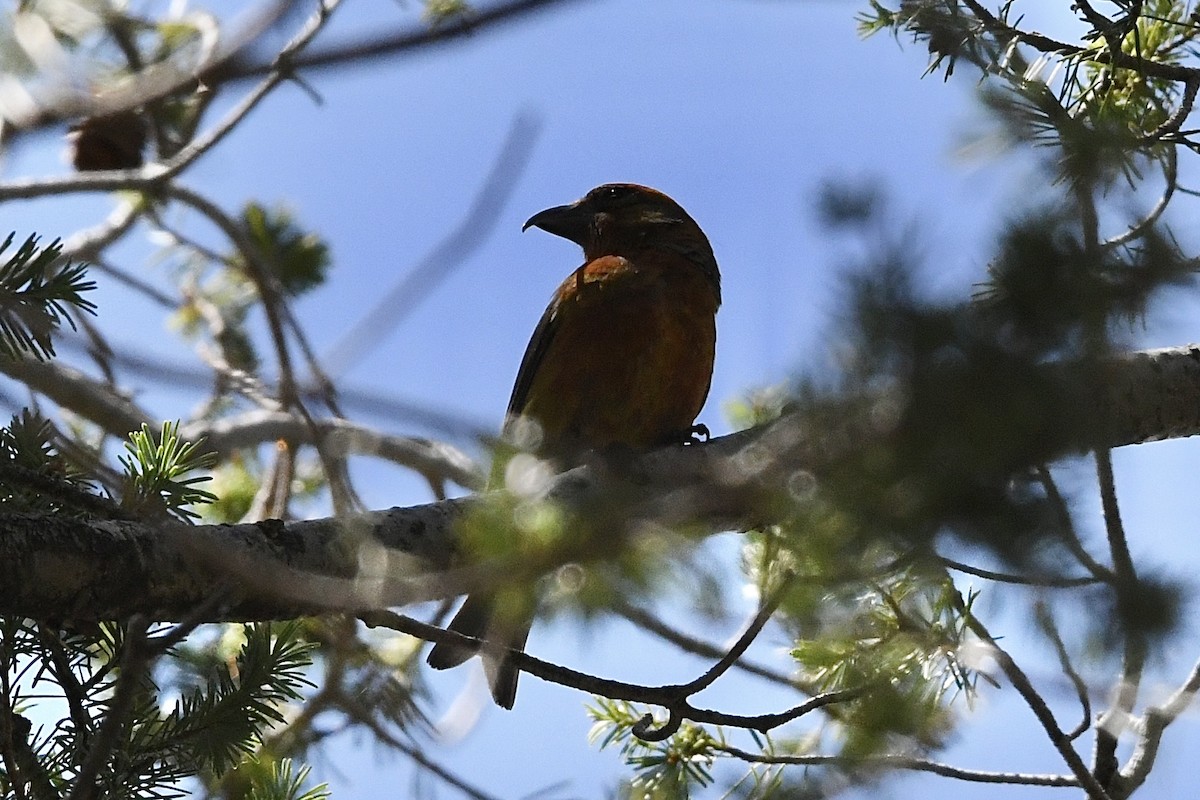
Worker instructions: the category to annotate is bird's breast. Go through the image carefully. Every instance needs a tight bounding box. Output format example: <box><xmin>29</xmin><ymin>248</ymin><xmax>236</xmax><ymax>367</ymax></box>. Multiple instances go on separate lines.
<box><xmin>518</xmin><ymin>257</ymin><xmax>718</xmax><ymax>453</ymax></box>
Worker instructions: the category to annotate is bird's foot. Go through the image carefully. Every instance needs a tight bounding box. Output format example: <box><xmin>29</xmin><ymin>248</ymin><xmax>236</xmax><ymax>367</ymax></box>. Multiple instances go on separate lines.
<box><xmin>685</xmin><ymin>423</ymin><xmax>710</xmax><ymax>444</ymax></box>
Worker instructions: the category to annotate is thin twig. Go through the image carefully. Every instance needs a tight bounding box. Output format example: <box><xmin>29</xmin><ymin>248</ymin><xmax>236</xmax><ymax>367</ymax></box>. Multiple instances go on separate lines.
<box><xmin>57</xmin><ymin>199</ymin><xmax>142</xmax><ymax>266</ymax></box>
<box><xmin>1034</xmin><ymin>602</ymin><xmax>1092</xmax><ymax>741</ymax></box>
<box><xmin>1036</xmin><ymin>466</ymin><xmax>1114</xmax><ymax>583</ymax></box>
<box><xmin>210</xmin><ymin>0</ymin><xmax>591</xmax><ymax>84</ymax></box>
<box><xmin>1092</xmin><ymin>448</ymin><xmax>1146</xmax><ymax>790</ymax></box>
<box><xmin>362</xmin><ymin>606</ymin><xmax>856</xmax><ymax>740</ymax></box>
<box><xmin>960</xmin><ymin>601</ymin><xmax>1112</xmax><ymax>800</ymax></box>
<box><xmin>962</xmin><ymin>0</ymin><xmax>1200</xmax><ymax>82</ymax></box>
<box><xmin>1102</xmin><ymin>147</ymin><xmax>1177</xmax><ymax>248</ymax></box>
<box><xmin>0</xmin><ymin>1</ymin><xmax>341</xmax><ymax>203</ymax></box>
<box><xmin>938</xmin><ymin>555</ymin><xmax>1099</xmax><ymax>588</ymax></box>
<box><xmin>611</xmin><ymin>599</ymin><xmax>811</xmax><ymax>692</ymax></box>
<box><xmin>714</xmin><ymin>743</ymin><xmax>1081</xmax><ymax>787</ymax></box>
<box><xmin>678</xmin><ymin>572</ymin><xmax>796</xmax><ymax>696</ymax></box>
<box><xmin>156</xmin><ymin>0</ymin><xmax>344</xmax><ymax>184</ymax></box>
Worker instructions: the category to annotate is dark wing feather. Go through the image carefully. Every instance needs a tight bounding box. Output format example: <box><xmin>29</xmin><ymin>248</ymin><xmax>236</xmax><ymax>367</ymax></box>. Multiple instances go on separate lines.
<box><xmin>506</xmin><ymin>297</ymin><xmax>562</xmax><ymax>419</ymax></box>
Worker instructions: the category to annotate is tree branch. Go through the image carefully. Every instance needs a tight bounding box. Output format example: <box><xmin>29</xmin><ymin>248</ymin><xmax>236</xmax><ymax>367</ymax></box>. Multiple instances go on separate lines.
<box><xmin>962</xmin><ymin>608</ymin><xmax>1112</xmax><ymax>800</ymax></box>
<box><xmin>715</xmin><ymin>743</ymin><xmax>1081</xmax><ymax>787</ymax></box>
<box><xmin>1119</xmin><ymin>654</ymin><xmax>1200</xmax><ymax>796</ymax></box>
<box><xmin>1</xmin><ymin>0</ymin><xmax>588</xmax><ymax>138</ymax></box>
<box><xmin>4</xmin><ymin>343</ymin><xmax>1200</xmax><ymax>622</ymax></box>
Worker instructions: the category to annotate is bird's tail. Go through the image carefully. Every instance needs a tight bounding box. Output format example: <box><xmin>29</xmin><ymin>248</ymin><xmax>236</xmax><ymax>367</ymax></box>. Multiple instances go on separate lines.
<box><xmin>427</xmin><ymin>594</ymin><xmax>492</xmax><ymax>669</ymax></box>
<box><xmin>426</xmin><ymin>593</ymin><xmax>531</xmax><ymax>710</ymax></box>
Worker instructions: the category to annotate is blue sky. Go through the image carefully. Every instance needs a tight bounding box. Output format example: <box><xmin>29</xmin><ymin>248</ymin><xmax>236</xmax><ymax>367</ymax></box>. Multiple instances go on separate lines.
<box><xmin>6</xmin><ymin>0</ymin><xmax>1200</xmax><ymax>797</ymax></box>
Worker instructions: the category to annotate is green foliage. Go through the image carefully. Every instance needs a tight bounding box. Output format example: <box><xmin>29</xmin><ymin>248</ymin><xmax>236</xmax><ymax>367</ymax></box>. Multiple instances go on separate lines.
<box><xmin>142</xmin><ymin>623</ymin><xmax>317</xmax><ymax>779</ymax></box>
<box><xmin>792</xmin><ymin>171</ymin><xmax>1191</xmax><ymax>568</ymax></box>
<box><xmin>238</xmin><ymin>203</ymin><xmax>331</xmax><ymax>298</ymax></box>
<box><xmin>167</xmin><ymin>204</ymin><xmax>329</xmax><ymax>372</ymax></box>
<box><xmin>0</xmin><ymin>233</ymin><xmax>96</xmax><ymax>361</ymax></box>
<box><xmin>792</xmin><ymin>576</ymin><xmax>974</xmax><ymax>756</ymax></box>
<box><xmin>119</xmin><ymin>421</ymin><xmax>218</xmax><ymax>522</ymax></box>
<box><xmin>0</xmin><ymin>621</ymin><xmax>316</xmax><ymax>799</ymax></box>
<box><xmin>589</xmin><ymin>699</ymin><xmax>718</xmax><ymax>799</ymax></box>
<box><xmin>245</xmin><ymin>758</ymin><xmax>330</xmax><ymax>800</ymax></box>
<box><xmin>0</xmin><ymin>410</ymin><xmax>103</xmax><ymax>514</ymax></box>
<box><xmin>857</xmin><ymin>0</ymin><xmax>992</xmax><ymax>78</ymax></box>
<box><xmin>860</xmin><ymin>1</ymin><xmax>1199</xmax><ymax>188</ymax></box>
<box><xmin>977</xmin><ymin>209</ymin><xmax>1194</xmax><ymax>350</ymax></box>
<box><xmin>424</xmin><ymin>0</ymin><xmax>469</xmax><ymax>23</ymax></box>
<box><xmin>198</xmin><ymin>456</ymin><xmax>262</xmax><ymax>523</ymax></box>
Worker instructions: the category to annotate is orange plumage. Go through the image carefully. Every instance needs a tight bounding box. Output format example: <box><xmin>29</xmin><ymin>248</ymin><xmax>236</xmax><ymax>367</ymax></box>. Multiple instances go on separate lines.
<box><xmin>426</xmin><ymin>184</ymin><xmax>721</xmax><ymax>708</ymax></box>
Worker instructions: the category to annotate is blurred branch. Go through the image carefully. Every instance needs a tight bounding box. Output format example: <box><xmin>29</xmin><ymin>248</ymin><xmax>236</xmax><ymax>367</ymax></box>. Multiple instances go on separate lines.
<box><xmin>2</xmin><ymin>0</ymin><xmax>587</xmax><ymax>139</ymax></box>
<box><xmin>1120</xmin><ymin>654</ymin><xmax>1200</xmax><ymax>795</ymax></box>
<box><xmin>937</xmin><ymin>556</ymin><xmax>1099</xmax><ymax>588</ymax></box>
<box><xmin>1036</xmin><ymin>466</ymin><xmax>1115</xmax><ymax>583</ymax></box>
<box><xmin>2</xmin><ymin>0</ymin><xmax>301</xmax><ymax>131</ymax></box>
<box><xmin>6</xmin><ymin>334</ymin><xmax>489</xmax><ymax>439</ymax></box>
<box><xmin>0</xmin><ymin>357</ymin><xmax>152</xmax><ymax>436</ymax></box>
<box><xmin>182</xmin><ymin>409</ymin><xmax>483</xmax><ymax>489</ymax></box>
<box><xmin>206</xmin><ymin>0</ymin><xmax>592</xmax><ymax>85</ymax></box>
<box><xmin>713</xmin><ymin>743</ymin><xmax>1081</xmax><ymax>787</ymax></box>
<box><xmin>0</xmin><ymin>351</ymin><xmax>482</xmax><ymax>490</ymax></box>
<box><xmin>322</xmin><ymin>111</ymin><xmax>542</xmax><ymax>379</ymax></box>
<box><xmin>1034</xmin><ymin>602</ymin><xmax>1092</xmax><ymax>742</ymax></box>
<box><xmin>57</xmin><ymin>200</ymin><xmax>143</xmax><ymax>265</ymax></box>
<box><xmin>155</xmin><ymin>0</ymin><xmax>343</xmax><ymax>184</ymax></box>
<box><xmin>1093</xmin><ymin>447</ymin><xmax>1146</xmax><ymax>791</ymax></box>
<box><xmin>0</xmin><ymin>0</ymin><xmax>341</xmax><ymax>202</ymax></box>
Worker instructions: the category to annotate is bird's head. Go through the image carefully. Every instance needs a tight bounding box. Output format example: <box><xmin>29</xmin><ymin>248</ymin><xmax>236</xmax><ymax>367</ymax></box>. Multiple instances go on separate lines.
<box><xmin>523</xmin><ymin>183</ymin><xmax>720</xmax><ymax>301</ymax></box>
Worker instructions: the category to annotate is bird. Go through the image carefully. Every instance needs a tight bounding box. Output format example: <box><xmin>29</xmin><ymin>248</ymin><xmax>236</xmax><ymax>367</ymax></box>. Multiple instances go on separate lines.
<box><xmin>425</xmin><ymin>183</ymin><xmax>722</xmax><ymax>709</ymax></box>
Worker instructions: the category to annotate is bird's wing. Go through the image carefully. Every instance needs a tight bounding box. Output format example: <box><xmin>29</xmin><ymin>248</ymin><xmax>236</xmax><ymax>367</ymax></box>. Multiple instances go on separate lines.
<box><xmin>506</xmin><ymin>296</ymin><xmax>560</xmax><ymax>419</ymax></box>
<box><xmin>505</xmin><ymin>256</ymin><xmax>631</xmax><ymax>419</ymax></box>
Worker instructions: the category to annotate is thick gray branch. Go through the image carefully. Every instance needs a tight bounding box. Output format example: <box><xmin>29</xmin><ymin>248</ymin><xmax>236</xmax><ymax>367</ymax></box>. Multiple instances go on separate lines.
<box><xmin>3</xmin><ymin>343</ymin><xmax>1200</xmax><ymax>622</ymax></box>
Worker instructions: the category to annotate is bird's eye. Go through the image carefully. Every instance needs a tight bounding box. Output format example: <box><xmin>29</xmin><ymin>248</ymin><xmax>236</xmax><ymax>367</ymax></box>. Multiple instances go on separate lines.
<box><xmin>595</xmin><ymin>185</ymin><xmax>630</xmax><ymax>204</ymax></box>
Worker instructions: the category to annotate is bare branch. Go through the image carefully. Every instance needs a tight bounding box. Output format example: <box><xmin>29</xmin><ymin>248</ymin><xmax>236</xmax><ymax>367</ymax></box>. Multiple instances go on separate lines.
<box><xmin>1034</xmin><ymin>602</ymin><xmax>1092</xmax><ymax>741</ymax></box>
<box><xmin>1037</xmin><ymin>465</ymin><xmax>1116</xmax><ymax>583</ymax></box>
<box><xmin>715</xmin><ymin>743</ymin><xmax>1081</xmax><ymax>787</ymax></box>
<box><xmin>1120</xmin><ymin>655</ymin><xmax>1200</xmax><ymax>795</ymax></box>
<box><xmin>182</xmin><ymin>409</ymin><xmax>483</xmax><ymax>489</ymax></box>
<box><xmin>1093</xmin><ymin>448</ymin><xmax>1146</xmax><ymax>790</ymax></box>
<box><xmin>962</xmin><ymin>607</ymin><xmax>1112</xmax><ymax>800</ymax></box>
<box><xmin>362</xmin><ymin>609</ymin><xmax>859</xmax><ymax>739</ymax></box>
<box><xmin>938</xmin><ymin>555</ymin><xmax>1099</xmax><ymax>588</ymax></box>
<box><xmin>612</xmin><ymin>599</ymin><xmax>809</xmax><ymax>692</ymax></box>
<box><xmin>677</xmin><ymin>573</ymin><xmax>795</xmax><ymax>696</ymax></box>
